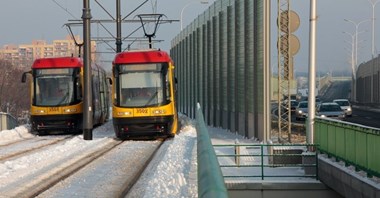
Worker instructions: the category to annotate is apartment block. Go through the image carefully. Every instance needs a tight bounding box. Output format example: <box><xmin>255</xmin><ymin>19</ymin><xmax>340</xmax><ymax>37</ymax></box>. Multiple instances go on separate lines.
<box><xmin>0</xmin><ymin>35</ymin><xmax>96</xmax><ymax>68</ymax></box>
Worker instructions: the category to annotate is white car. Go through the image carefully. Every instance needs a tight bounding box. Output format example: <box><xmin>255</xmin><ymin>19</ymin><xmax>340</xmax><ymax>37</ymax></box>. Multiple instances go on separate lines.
<box><xmin>316</xmin><ymin>102</ymin><xmax>346</xmax><ymax>120</ymax></box>
<box><xmin>295</xmin><ymin>101</ymin><xmax>308</xmax><ymax>121</ymax></box>
<box><xmin>333</xmin><ymin>99</ymin><xmax>352</xmax><ymax>117</ymax></box>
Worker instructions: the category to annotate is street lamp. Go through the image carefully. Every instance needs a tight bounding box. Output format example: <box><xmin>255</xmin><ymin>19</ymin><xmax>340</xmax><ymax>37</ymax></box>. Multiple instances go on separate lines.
<box><xmin>366</xmin><ymin>0</ymin><xmax>379</xmax><ymax>103</ymax></box>
<box><xmin>344</xmin><ymin>19</ymin><xmax>369</xmax><ymax>101</ymax></box>
<box><xmin>367</xmin><ymin>0</ymin><xmax>380</xmax><ymax>58</ymax></box>
<box><xmin>343</xmin><ymin>31</ymin><xmax>356</xmax><ymax>102</ymax></box>
<box><xmin>344</xmin><ymin>19</ymin><xmax>369</xmax><ymax>103</ymax></box>
<box><xmin>343</xmin><ymin>31</ymin><xmax>356</xmax><ymax>78</ymax></box>
<box><xmin>180</xmin><ymin>0</ymin><xmax>209</xmax><ymax>30</ymax></box>
<box><xmin>307</xmin><ymin>0</ymin><xmax>317</xmax><ymax>146</ymax></box>
<box><xmin>344</xmin><ymin>19</ymin><xmax>369</xmax><ymax>67</ymax></box>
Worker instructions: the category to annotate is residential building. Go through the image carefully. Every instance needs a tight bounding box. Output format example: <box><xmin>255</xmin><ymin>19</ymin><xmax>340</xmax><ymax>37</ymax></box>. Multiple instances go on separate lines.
<box><xmin>0</xmin><ymin>35</ymin><xmax>96</xmax><ymax>68</ymax></box>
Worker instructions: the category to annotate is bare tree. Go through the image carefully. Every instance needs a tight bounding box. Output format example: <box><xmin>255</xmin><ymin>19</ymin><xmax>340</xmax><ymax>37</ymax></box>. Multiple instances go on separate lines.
<box><xmin>0</xmin><ymin>60</ymin><xmax>30</xmax><ymax>120</ymax></box>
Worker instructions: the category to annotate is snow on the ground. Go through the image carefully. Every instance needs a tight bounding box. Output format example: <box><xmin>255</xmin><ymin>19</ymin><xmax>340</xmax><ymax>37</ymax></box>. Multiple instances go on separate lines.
<box><xmin>0</xmin><ymin>125</ymin><xmax>34</xmax><ymax>145</ymax></box>
<box><xmin>0</xmin><ymin>128</ymin><xmax>112</xmax><ymax>188</ymax></box>
<box><xmin>142</xmin><ymin>116</ymin><xmax>197</xmax><ymax>197</ymax></box>
<box><xmin>0</xmin><ymin>114</ymin><xmax>246</xmax><ymax>197</ymax></box>
<box><xmin>127</xmin><ymin>114</ymin><xmax>198</xmax><ymax>198</ymax></box>
<box><xmin>5</xmin><ymin>113</ymin><xmax>375</xmax><ymax>197</ymax></box>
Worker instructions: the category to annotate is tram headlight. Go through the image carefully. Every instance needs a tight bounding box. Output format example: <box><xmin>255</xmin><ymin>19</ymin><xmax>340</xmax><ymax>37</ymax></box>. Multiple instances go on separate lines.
<box><xmin>64</xmin><ymin>108</ymin><xmax>77</xmax><ymax>113</ymax></box>
<box><xmin>152</xmin><ymin>109</ymin><xmax>165</xmax><ymax>115</ymax></box>
<box><xmin>117</xmin><ymin>111</ymin><xmax>131</xmax><ymax>116</ymax></box>
<box><xmin>34</xmin><ymin>109</ymin><xmax>46</xmax><ymax>114</ymax></box>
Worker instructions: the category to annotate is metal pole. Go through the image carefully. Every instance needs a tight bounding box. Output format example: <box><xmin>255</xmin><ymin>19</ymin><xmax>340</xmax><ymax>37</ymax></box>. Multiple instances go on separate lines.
<box><xmin>277</xmin><ymin>0</ymin><xmax>281</xmax><ymax>143</ymax></box>
<box><xmin>116</xmin><ymin>0</ymin><xmax>122</xmax><ymax>53</ymax></box>
<box><xmin>180</xmin><ymin>3</ymin><xmax>191</xmax><ymax>31</ymax></box>
<box><xmin>368</xmin><ymin>0</ymin><xmax>379</xmax><ymax>103</ymax></box>
<box><xmin>264</xmin><ymin>0</ymin><xmax>271</xmax><ymax>142</ymax></box>
<box><xmin>180</xmin><ymin>1</ymin><xmax>209</xmax><ymax>31</ymax></box>
<box><xmin>368</xmin><ymin>0</ymin><xmax>379</xmax><ymax>58</ymax></box>
<box><xmin>307</xmin><ymin>0</ymin><xmax>317</xmax><ymax>145</ymax></box>
<box><xmin>371</xmin><ymin>1</ymin><xmax>375</xmax><ymax>103</ymax></box>
<box><xmin>82</xmin><ymin>0</ymin><xmax>93</xmax><ymax>140</ymax></box>
<box><xmin>343</xmin><ymin>31</ymin><xmax>356</xmax><ymax>101</ymax></box>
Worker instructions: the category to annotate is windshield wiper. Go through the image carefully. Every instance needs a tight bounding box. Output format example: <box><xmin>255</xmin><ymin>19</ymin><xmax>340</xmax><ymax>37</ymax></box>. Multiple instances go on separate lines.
<box><xmin>145</xmin><ymin>91</ymin><xmax>158</xmax><ymax>106</ymax></box>
<box><xmin>57</xmin><ymin>92</ymin><xmax>70</xmax><ymax>105</ymax></box>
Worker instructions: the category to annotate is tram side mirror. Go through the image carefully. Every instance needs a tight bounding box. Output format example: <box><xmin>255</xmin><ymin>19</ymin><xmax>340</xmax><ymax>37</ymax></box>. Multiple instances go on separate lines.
<box><xmin>107</xmin><ymin>77</ymin><xmax>113</xmax><ymax>85</ymax></box>
<box><xmin>175</xmin><ymin>77</ymin><xmax>178</xmax><ymax>84</ymax></box>
<box><xmin>113</xmin><ymin>67</ymin><xmax>119</xmax><ymax>78</ymax></box>
<box><xmin>21</xmin><ymin>71</ymin><xmax>32</xmax><ymax>83</ymax></box>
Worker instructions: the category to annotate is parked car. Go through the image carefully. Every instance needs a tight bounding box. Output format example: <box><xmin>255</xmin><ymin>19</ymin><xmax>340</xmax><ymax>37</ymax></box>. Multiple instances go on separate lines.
<box><xmin>299</xmin><ymin>97</ymin><xmax>322</xmax><ymax>107</ymax></box>
<box><xmin>316</xmin><ymin>102</ymin><xmax>345</xmax><ymax>120</ymax></box>
<box><xmin>315</xmin><ymin>98</ymin><xmax>322</xmax><ymax>107</ymax></box>
<box><xmin>282</xmin><ymin>99</ymin><xmax>299</xmax><ymax>114</ymax></box>
<box><xmin>295</xmin><ymin>101</ymin><xmax>308</xmax><ymax>121</ymax></box>
<box><xmin>333</xmin><ymin>99</ymin><xmax>352</xmax><ymax>117</ymax></box>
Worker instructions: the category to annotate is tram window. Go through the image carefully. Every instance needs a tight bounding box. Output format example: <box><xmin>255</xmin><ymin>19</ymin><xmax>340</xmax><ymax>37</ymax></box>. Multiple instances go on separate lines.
<box><xmin>75</xmin><ymin>75</ymin><xmax>82</xmax><ymax>100</ymax></box>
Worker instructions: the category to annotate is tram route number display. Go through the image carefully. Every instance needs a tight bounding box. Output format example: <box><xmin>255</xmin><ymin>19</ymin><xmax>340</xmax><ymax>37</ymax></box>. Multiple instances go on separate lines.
<box><xmin>135</xmin><ymin>108</ymin><xmax>148</xmax><ymax>116</ymax></box>
<box><xmin>48</xmin><ymin>107</ymin><xmax>59</xmax><ymax>113</ymax></box>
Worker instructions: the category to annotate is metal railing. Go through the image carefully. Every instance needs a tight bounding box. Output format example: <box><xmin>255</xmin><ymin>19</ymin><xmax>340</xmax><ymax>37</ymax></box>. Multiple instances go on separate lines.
<box><xmin>315</xmin><ymin>117</ymin><xmax>380</xmax><ymax>178</ymax></box>
<box><xmin>213</xmin><ymin>143</ymin><xmax>318</xmax><ymax>180</ymax></box>
<box><xmin>195</xmin><ymin>103</ymin><xmax>228</xmax><ymax>198</ymax></box>
<box><xmin>0</xmin><ymin>112</ymin><xmax>18</xmax><ymax>131</ymax></box>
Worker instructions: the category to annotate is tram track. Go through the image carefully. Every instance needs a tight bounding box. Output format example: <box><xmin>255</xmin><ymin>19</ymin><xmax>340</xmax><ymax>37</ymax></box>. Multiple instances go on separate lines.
<box><xmin>0</xmin><ymin>137</ymin><xmax>34</xmax><ymax>147</ymax></box>
<box><xmin>0</xmin><ymin>138</ymin><xmax>123</xmax><ymax>197</ymax></box>
<box><xmin>117</xmin><ymin>139</ymin><xmax>165</xmax><ymax>197</ymax></box>
<box><xmin>36</xmin><ymin>139</ymin><xmax>165</xmax><ymax>198</ymax></box>
<box><xmin>0</xmin><ymin>135</ymin><xmax>75</xmax><ymax>163</ymax></box>
<box><xmin>0</xmin><ymin>136</ymin><xmax>166</xmax><ymax>198</ymax></box>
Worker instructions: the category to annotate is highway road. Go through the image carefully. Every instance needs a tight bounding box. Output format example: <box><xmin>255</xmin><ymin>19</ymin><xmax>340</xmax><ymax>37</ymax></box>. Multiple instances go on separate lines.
<box><xmin>316</xmin><ymin>80</ymin><xmax>380</xmax><ymax>129</ymax></box>
<box><xmin>345</xmin><ymin>106</ymin><xmax>380</xmax><ymax>129</ymax></box>
<box><xmin>319</xmin><ymin>80</ymin><xmax>351</xmax><ymax>102</ymax></box>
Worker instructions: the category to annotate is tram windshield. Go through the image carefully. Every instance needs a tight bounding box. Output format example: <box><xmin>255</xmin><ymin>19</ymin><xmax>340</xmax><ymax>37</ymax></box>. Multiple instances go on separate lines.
<box><xmin>118</xmin><ymin>63</ymin><xmax>169</xmax><ymax>107</ymax></box>
<box><xmin>33</xmin><ymin>68</ymin><xmax>78</xmax><ymax>106</ymax></box>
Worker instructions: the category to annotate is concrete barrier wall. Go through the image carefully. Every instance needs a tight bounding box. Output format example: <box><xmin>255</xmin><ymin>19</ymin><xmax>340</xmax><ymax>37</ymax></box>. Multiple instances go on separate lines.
<box><xmin>226</xmin><ymin>182</ymin><xmax>342</xmax><ymax>198</ymax></box>
<box><xmin>318</xmin><ymin>156</ymin><xmax>380</xmax><ymax>198</ymax></box>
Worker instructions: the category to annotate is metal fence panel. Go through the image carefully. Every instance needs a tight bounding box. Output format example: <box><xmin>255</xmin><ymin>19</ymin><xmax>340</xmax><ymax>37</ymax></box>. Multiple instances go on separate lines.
<box><xmin>227</xmin><ymin>5</ymin><xmax>236</xmax><ymax>131</ymax></box>
<box><xmin>202</xmin><ymin>24</ymin><xmax>208</xmax><ymax>118</ymax></box>
<box><xmin>207</xmin><ymin>20</ymin><xmax>213</xmax><ymax>125</ymax></box>
<box><xmin>315</xmin><ymin>118</ymin><xmax>380</xmax><ymax>178</ymax></box>
<box><xmin>356</xmin><ymin>129</ymin><xmax>367</xmax><ymax>167</ymax></box>
<box><xmin>171</xmin><ymin>0</ymin><xmax>265</xmax><ymax>139</ymax></box>
<box><xmin>367</xmin><ymin>133</ymin><xmax>380</xmax><ymax>174</ymax></box>
<box><xmin>327</xmin><ymin>125</ymin><xmax>336</xmax><ymax>154</ymax></box>
<box><xmin>345</xmin><ymin>128</ymin><xmax>356</xmax><ymax>163</ymax></box>
<box><xmin>213</xmin><ymin>16</ymin><xmax>220</xmax><ymax>126</ymax></box>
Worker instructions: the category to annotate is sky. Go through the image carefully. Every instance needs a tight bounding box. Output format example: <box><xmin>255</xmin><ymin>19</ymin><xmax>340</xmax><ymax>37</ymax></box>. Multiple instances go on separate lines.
<box><xmin>0</xmin><ymin>0</ymin><xmax>212</xmax><ymax>67</ymax></box>
<box><xmin>284</xmin><ymin>0</ymin><xmax>379</xmax><ymax>73</ymax></box>
<box><xmin>1</xmin><ymin>0</ymin><xmax>379</xmax><ymax>73</ymax></box>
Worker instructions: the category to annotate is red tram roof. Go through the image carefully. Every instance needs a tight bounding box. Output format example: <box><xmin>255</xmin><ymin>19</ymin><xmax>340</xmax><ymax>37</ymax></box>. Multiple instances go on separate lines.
<box><xmin>113</xmin><ymin>50</ymin><xmax>172</xmax><ymax>64</ymax></box>
<box><xmin>32</xmin><ymin>57</ymin><xmax>83</xmax><ymax>69</ymax></box>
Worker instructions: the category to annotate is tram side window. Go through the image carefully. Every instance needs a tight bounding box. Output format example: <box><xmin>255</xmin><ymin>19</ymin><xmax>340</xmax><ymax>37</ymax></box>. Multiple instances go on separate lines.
<box><xmin>166</xmin><ymin>75</ymin><xmax>171</xmax><ymax>101</ymax></box>
<box><xmin>75</xmin><ymin>75</ymin><xmax>82</xmax><ymax>100</ymax></box>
